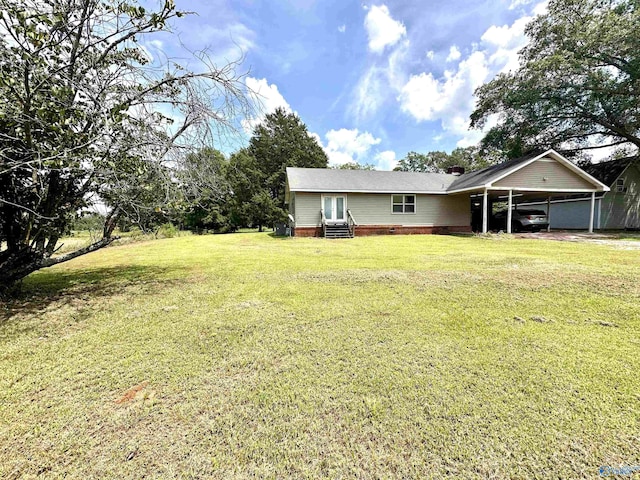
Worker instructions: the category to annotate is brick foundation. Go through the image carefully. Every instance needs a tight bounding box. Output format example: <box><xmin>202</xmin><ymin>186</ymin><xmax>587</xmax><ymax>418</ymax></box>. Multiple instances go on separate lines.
<box><xmin>293</xmin><ymin>225</ymin><xmax>472</xmax><ymax>237</ymax></box>
<box><xmin>293</xmin><ymin>226</ymin><xmax>324</xmax><ymax>237</ymax></box>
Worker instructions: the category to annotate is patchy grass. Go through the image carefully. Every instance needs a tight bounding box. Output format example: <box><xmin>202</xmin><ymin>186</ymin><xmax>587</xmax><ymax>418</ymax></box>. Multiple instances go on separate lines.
<box><xmin>1</xmin><ymin>232</ymin><xmax>639</xmax><ymax>479</ymax></box>
<box><xmin>50</xmin><ymin>229</ymin><xmax>193</xmax><ymax>256</ymax></box>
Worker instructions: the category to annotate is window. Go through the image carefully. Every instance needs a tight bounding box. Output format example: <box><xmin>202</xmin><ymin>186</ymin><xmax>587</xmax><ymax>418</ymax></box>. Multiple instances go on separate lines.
<box><xmin>616</xmin><ymin>178</ymin><xmax>626</xmax><ymax>193</ymax></box>
<box><xmin>392</xmin><ymin>195</ymin><xmax>416</xmax><ymax>214</ymax></box>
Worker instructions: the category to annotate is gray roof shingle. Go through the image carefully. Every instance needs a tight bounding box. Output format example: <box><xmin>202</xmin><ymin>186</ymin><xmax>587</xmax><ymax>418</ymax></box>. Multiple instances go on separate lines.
<box><xmin>287</xmin><ymin>150</ymin><xmax>610</xmax><ymax>195</ymax></box>
<box><xmin>581</xmin><ymin>157</ymin><xmax>637</xmax><ymax>186</ymax></box>
<box><xmin>286</xmin><ymin>167</ymin><xmax>456</xmax><ymax>193</ymax></box>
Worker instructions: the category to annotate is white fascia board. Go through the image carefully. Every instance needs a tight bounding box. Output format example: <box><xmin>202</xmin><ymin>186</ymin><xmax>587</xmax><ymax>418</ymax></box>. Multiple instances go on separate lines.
<box><xmin>487</xmin><ymin>149</ymin><xmax>610</xmax><ymax>191</ymax></box>
<box><xmin>445</xmin><ymin>186</ymin><xmax>489</xmax><ymax>194</ymax></box>
<box><xmin>289</xmin><ymin>188</ymin><xmax>449</xmax><ymax>195</ymax></box>
<box><xmin>487</xmin><ymin>187</ymin><xmax>605</xmax><ymax>193</ymax></box>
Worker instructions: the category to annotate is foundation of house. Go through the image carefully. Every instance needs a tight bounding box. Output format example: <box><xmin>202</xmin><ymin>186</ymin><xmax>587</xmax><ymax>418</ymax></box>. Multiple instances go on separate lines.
<box><xmin>293</xmin><ymin>225</ymin><xmax>472</xmax><ymax>237</ymax></box>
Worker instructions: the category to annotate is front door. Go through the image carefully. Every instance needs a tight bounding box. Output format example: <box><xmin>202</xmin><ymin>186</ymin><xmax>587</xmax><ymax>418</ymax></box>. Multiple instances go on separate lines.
<box><xmin>323</xmin><ymin>195</ymin><xmax>346</xmax><ymax>223</ymax></box>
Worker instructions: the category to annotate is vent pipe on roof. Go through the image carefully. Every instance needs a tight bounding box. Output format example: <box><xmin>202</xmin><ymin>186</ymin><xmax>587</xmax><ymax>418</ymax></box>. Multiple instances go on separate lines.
<box><xmin>446</xmin><ymin>166</ymin><xmax>465</xmax><ymax>176</ymax></box>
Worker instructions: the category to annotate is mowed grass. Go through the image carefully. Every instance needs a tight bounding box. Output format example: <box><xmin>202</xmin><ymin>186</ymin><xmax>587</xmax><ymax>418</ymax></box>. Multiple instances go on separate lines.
<box><xmin>1</xmin><ymin>233</ymin><xmax>639</xmax><ymax>479</ymax></box>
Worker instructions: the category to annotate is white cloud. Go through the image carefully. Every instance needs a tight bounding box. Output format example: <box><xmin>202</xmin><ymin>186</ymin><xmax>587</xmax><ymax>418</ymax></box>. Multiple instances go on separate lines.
<box><xmin>396</xmin><ymin>2</ymin><xmax>547</xmax><ymax>145</ymax></box>
<box><xmin>446</xmin><ymin>45</ymin><xmax>461</xmax><ymax>62</ymax></box>
<box><xmin>399</xmin><ymin>51</ymin><xmax>489</xmax><ymax>126</ymax></box>
<box><xmin>350</xmin><ymin>40</ymin><xmax>410</xmax><ymax>122</ymax></box>
<box><xmin>481</xmin><ymin>16</ymin><xmax>529</xmax><ymax>50</ymax></box>
<box><xmin>364</xmin><ymin>5</ymin><xmax>406</xmax><ymax>54</ymax></box>
<box><xmin>351</xmin><ymin>66</ymin><xmax>386</xmax><ymax>122</ymax></box>
<box><xmin>243</xmin><ymin>77</ymin><xmax>292</xmax><ymax>132</ymax></box>
<box><xmin>178</xmin><ymin>22</ymin><xmax>256</xmax><ymax>66</ymax></box>
<box><xmin>508</xmin><ymin>0</ymin><xmax>534</xmax><ymax>9</ymax></box>
<box><xmin>532</xmin><ymin>1</ymin><xmax>549</xmax><ymax>15</ymax></box>
<box><xmin>338</xmin><ymin>24</ymin><xmax>346</xmax><ymax>33</ymax></box>
<box><xmin>374</xmin><ymin>150</ymin><xmax>398</xmax><ymax>170</ymax></box>
<box><xmin>426</xmin><ymin>50</ymin><xmax>435</xmax><ymax>60</ymax></box>
<box><xmin>321</xmin><ymin>128</ymin><xmax>381</xmax><ymax>165</ymax></box>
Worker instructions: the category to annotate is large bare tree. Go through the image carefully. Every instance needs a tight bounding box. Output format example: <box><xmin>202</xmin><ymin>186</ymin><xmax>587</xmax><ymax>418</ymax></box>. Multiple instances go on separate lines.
<box><xmin>0</xmin><ymin>0</ymin><xmax>252</xmax><ymax>292</ymax></box>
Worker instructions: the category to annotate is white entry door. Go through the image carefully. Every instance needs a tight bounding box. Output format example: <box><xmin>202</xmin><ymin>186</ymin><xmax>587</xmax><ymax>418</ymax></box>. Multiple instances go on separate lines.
<box><xmin>323</xmin><ymin>195</ymin><xmax>346</xmax><ymax>223</ymax></box>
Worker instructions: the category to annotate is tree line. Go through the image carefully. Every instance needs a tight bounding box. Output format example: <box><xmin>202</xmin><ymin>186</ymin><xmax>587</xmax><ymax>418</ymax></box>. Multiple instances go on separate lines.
<box><xmin>107</xmin><ymin>108</ymin><xmax>328</xmax><ymax>235</ymax></box>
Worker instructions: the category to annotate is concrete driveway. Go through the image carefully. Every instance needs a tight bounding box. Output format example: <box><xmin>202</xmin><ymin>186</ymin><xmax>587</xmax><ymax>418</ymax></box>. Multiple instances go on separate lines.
<box><xmin>513</xmin><ymin>230</ymin><xmax>640</xmax><ymax>249</ymax></box>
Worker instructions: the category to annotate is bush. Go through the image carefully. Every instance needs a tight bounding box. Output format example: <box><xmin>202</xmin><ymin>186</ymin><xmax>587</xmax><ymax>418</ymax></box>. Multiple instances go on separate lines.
<box><xmin>157</xmin><ymin>223</ymin><xmax>179</xmax><ymax>238</ymax></box>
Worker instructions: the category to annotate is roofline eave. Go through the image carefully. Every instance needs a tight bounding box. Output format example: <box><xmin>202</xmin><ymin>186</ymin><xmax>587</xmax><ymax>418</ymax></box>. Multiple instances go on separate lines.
<box><xmin>288</xmin><ymin>188</ymin><xmax>450</xmax><ymax>194</ymax></box>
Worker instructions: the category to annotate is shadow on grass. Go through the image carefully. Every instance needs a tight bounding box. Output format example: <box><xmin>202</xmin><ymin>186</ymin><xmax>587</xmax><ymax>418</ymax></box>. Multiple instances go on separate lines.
<box><xmin>0</xmin><ymin>264</ymin><xmax>173</xmax><ymax>325</ymax></box>
<box><xmin>266</xmin><ymin>232</ymin><xmax>295</xmax><ymax>240</ymax></box>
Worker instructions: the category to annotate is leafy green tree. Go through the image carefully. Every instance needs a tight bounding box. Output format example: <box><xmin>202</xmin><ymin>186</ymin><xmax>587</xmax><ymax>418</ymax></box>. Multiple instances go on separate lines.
<box><xmin>179</xmin><ymin>148</ymin><xmax>232</xmax><ymax>232</ymax></box>
<box><xmin>471</xmin><ymin>0</ymin><xmax>640</xmax><ymax>158</ymax></box>
<box><xmin>249</xmin><ymin>108</ymin><xmax>328</xmax><ymax>209</ymax></box>
<box><xmin>0</xmin><ymin>0</ymin><xmax>251</xmax><ymax>291</ymax></box>
<box><xmin>394</xmin><ymin>147</ymin><xmax>503</xmax><ymax>173</ymax></box>
<box><xmin>395</xmin><ymin>151</ymin><xmax>450</xmax><ymax>172</ymax></box>
<box><xmin>332</xmin><ymin>162</ymin><xmax>376</xmax><ymax>170</ymax></box>
<box><xmin>226</xmin><ymin>149</ymin><xmax>284</xmax><ymax>232</ymax></box>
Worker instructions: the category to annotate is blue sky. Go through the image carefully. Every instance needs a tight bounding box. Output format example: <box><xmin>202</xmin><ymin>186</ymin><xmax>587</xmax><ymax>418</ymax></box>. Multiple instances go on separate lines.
<box><xmin>146</xmin><ymin>0</ymin><xmax>547</xmax><ymax>169</ymax></box>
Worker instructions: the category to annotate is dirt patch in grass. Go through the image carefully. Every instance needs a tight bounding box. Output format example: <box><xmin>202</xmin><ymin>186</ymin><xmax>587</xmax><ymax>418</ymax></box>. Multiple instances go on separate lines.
<box><xmin>115</xmin><ymin>381</ymin><xmax>150</xmax><ymax>404</ymax></box>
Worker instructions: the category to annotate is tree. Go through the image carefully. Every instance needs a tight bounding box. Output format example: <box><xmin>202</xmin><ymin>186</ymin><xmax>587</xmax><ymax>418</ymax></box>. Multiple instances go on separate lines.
<box><xmin>249</xmin><ymin>108</ymin><xmax>328</xmax><ymax>209</ymax></box>
<box><xmin>226</xmin><ymin>148</ymin><xmax>283</xmax><ymax>232</ymax></box>
<box><xmin>0</xmin><ymin>0</ymin><xmax>251</xmax><ymax>292</ymax></box>
<box><xmin>332</xmin><ymin>162</ymin><xmax>376</xmax><ymax>170</ymax></box>
<box><xmin>100</xmin><ymin>159</ymin><xmax>176</xmax><ymax>234</ymax></box>
<box><xmin>179</xmin><ymin>148</ymin><xmax>232</xmax><ymax>233</ymax></box>
<box><xmin>394</xmin><ymin>146</ymin><xmax>504</xmax><ymax>173</ymax></box>
<box><xmin>471</xmin><ymin>0</ymin><xmax>640</xmax><ymax>158</ymax></box>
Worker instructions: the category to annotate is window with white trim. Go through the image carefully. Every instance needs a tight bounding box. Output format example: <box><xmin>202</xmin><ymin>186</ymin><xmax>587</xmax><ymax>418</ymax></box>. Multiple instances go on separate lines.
<box><xmin>392</xmin><ymin>195</ymin><xmax>416</xmax><ymax>213</ymax></box>
<box><xmin>616</xmin><ymin>178</ymin><xmax>626</xmax><ymax>193</ymax></box>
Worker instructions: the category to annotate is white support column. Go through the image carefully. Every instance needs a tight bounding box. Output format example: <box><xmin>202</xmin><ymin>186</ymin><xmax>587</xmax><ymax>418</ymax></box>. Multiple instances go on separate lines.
<box><xmin>507</xmin><ymin>190</ymin><xmax>513</xmax><ymax>234</ymax></box>
<box><xmin>482</xmin><ymin>189</ymin><xmax>488</xmax><ymax>234</ymax></box>
<box><xmin>588</xmin><ymin>191</ymin><xmax>596</xmax><ymax>233</ymax></box>
<box><xmin>547</xmin><ymin>196</ymin><xmax>552</xmax><ymax>232</ymax></box>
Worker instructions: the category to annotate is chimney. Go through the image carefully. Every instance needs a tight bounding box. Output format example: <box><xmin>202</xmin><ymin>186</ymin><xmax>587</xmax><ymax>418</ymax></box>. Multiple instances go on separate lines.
<box><xmin>446</xmin><ymin>166</ymin><xmax>465</xmax><ymax>176</ymax></box>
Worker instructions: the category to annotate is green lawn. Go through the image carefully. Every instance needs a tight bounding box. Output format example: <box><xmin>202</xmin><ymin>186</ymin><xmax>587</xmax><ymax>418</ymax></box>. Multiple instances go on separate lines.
<box><xmin>1</xmin><ymin>233</ymin><xmax>639</xmax><ymax>478</ymax></box>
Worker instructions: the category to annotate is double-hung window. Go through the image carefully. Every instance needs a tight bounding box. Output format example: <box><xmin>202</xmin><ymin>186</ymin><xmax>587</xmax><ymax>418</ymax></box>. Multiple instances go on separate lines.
<box><xmin>616</xmin><ymin>178</ymin><xmax>625</xmax><ymax>193</ymax></box>
<box><xmin>392</xmin><ymin>195</ymin><xmax>415</xmax><ymax>214</ymax></box>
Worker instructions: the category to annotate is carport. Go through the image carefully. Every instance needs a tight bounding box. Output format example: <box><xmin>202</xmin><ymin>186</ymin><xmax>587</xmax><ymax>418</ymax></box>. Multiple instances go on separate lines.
<box><xmin>447</xmin><ymin>150</ymin><xmax>610</xmax><ymax>233</ymax></box>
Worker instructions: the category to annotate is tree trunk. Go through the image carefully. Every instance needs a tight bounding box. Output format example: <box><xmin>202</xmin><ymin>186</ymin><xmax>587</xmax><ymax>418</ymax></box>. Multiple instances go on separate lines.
<box><xmin>0</xmin><ymin>236</ymin><xmax>118</xmax><ymax>296</ymax></box>
<box><xmin>0</xmin><ymin>248</ymin><xmax>45</xmax><ymax>295</ymax></box>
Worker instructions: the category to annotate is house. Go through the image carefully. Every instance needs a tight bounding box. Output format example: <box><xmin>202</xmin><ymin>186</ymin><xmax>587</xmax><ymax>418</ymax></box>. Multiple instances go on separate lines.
<box><xmin>519</xmin><ymin>157</ymin><xmax>639</xmax><ymax>230</ymax></box>
<box><xmin>285</xmin><ymin>149</ymin><xmax>610</xmax><ymax>237</ymax></box>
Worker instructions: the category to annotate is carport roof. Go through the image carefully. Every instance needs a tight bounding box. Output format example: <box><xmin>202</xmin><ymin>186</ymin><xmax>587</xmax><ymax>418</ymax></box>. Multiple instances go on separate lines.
<box><xmin>447</xmin><ymin>149</ymin><xmax>609</xmax><ymax>192</ymax></box>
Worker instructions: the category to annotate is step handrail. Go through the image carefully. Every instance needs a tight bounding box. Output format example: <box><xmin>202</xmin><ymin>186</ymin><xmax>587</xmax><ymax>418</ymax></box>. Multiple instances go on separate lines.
<box><xmin>347</xmin><ymin>209</ymin><xmax>357</xmax><ymax>237</ymax></box>
<box><xmin>320</xmin><ymin>209</ymin><xmax>327</xmax><ymax>237</ymax></box>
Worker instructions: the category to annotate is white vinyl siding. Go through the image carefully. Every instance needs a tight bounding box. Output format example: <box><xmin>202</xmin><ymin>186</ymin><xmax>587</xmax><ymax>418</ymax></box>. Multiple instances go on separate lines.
<box><xmin>294</xmin><ymin>192</ymin><xmax>322</xmax><ymax>226</ymax></box>
<box><xmin>493</xmin><ymin>157</ymin><xmax>595</xmax><ymax>190</ymax></box>
<box><xmin>347</xmin><ymin>193</ymin><xmax>469</xmax><ymax>226</ymax></box>
<box><xmin>602</xmin><ymin>164</ymin><xmax>640</xmax><ymax>229</ymax></box>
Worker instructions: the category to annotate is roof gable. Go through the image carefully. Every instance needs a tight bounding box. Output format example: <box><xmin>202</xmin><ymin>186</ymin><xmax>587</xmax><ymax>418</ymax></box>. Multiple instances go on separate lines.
<box><xmin>447</xmin><ymin>151</ymin><xmax>541</xmax><ymax>191</ymax></box>
<box><xmin>448</xmin><ymin>149</ymin><xmax>609</xmax><ymax>192</ymax></box>
<box><xmin>581</xmin><ymin>157</ymin><xmax>636</xmax><ymax>186</ymax></box>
